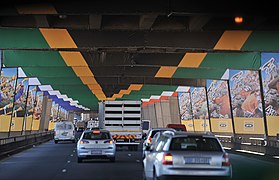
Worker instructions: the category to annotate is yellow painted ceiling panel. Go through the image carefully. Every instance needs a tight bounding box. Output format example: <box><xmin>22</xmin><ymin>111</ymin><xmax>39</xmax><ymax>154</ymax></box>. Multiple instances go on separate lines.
<box><xmin>80</xmin><ymin>76</ymin><xmax>98</xmax><ymax>85</ymax></box>
<box><xmin>155</xmin><ymin>66</ymin><xmax>177</xmax><ymax>78</ymax></box>
<box><xmin>119</xmin><ymin>90</ymin><xmax>131</xmax><ymax>95</ymax></box>
<box><xmin>214</xmin><ymin>30</ymin><xmax>252</xmax><ymax>50</ymax></box>
<box><xmin>112</xmin><ymin>94</ymin><xmax>124</xmax><ymax>98</ymax></box>
<box><xmin>72</xmin><ymin>66</ymin><xmax>93</xmax><ymax>77</ymax></box>
<box><xmin>16</xmin><ymin>3</ymin><xmax>57</xmax><ymax>14</ymax></box>
<box><xmin>88</xmin><ymin>84</ymin><xmax>102</xmax><ymax>90</ymax></box>
<box><xmin>59</xmin><ymin>51</ymin><xmax>88</xmax><ymax>67</ymax></box>
<box><xmin>92</xmin><ymin>89</ymin><xmax>104</xmax><ymax>94</ymax></box>
<box><xmin>128</xmin><ymin>84</ymin><xmax>143</xmax><ymax>91</ymax></box>
<box><xmin>178</xmin><ymin>53</ymin><xmax>207</xmax><ymax>68</ymax></box>
<box><xmin>40</xmin><ymin>28</ymin><xmax>77</xmax><ymax>48</ymax></box>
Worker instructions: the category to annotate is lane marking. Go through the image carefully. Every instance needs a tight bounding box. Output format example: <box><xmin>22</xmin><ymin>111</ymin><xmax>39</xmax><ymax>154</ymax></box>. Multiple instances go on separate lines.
<box><xmin>62</xmin><ymin>169</ymin><xmax>67</xmax><ymax>173</ymax></box>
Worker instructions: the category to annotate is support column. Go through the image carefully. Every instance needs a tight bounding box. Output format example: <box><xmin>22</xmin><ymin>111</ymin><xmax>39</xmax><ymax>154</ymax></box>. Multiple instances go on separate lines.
<box><xmin>39</xmin><ymin>96</ymin><xmax>52</xmax><ymax>132</ymax></box>
<box><xmin>169</xmin><ymin>96</ymin><xmax>180</xmax><ymax>124</ymax></box>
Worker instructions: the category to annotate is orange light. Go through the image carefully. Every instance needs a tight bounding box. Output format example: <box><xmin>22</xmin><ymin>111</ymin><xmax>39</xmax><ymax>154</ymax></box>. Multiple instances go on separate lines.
<box><xmin>234</xmin><ymin>16</ymin><xmax>243</xmax><ymax>24</ymax></box>
<box><xmin>92</xmin><ymin>130</ymin><xmax>100</xmax><ymax>134</ymax></box>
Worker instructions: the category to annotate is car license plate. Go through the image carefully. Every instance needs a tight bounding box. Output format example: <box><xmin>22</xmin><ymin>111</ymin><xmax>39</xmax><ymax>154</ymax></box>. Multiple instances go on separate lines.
<box><xmin>91</xmin><ymin>150</ymin><xmax>102</xmax><ymax>155</ymax></box>
<box><xmin>184</xmin><ymin>157</ymin><xmax>210</xmax><ymax>164</ymax></box>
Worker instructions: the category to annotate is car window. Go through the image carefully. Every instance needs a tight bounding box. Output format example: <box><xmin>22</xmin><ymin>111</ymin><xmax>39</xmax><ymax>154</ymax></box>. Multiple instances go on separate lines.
<box><xmin>55</xmin><ymin>123</ymin><xmax>73</xmax><ymax>130</ymax></box>
<box><xmin>83</xmin><ymin>132</ymin><xmax>110</xmax><ymax>140</ymax></box>
<box><xmin>169</xmin><ymin>137</ymin><xmax>222</xmax><ymax>152</ymax></box>
<box><xmin>154</xmin><ymin>135</ymin><xmax>169</xmax><ymax>151</ymax></box>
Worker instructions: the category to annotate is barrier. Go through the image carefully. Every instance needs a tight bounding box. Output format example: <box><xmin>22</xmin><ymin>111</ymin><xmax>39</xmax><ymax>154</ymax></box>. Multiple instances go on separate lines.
<box><xmin>216</xmin><ymin>135</ymin><xmax>279</xmax><ymax>160</ymax></box>
<box><xmin>0</xmin><ymin>131</ymin><xmax>54</xmax><ymax>159</ymax></box>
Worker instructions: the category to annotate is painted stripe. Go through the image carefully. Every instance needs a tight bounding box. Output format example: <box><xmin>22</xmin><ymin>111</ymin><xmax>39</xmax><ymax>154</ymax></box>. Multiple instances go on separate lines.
<box><xmin>40</xmin><ymin>29</ymin><xmax>77</xmax><ymax>48</ymax></box>
<box><xmin>59</xmin><ymin>51</ymin><xmax>88</xmax><ymax>66</ymax></box>
<box><xmin>72</xmin><ymin>66</ymin><xmax>94</xmax><ymax>77</ymax></box>
<box><xmin>80</xmin><ymin>76</ymin><xmax>98</xmax><ymax>85</ymax></box>
<box><xmin>88</xmin><ymin>84</ymin><xmax>102</xmax><ymax>90</ymax></box>
<box><xmin>214</xmin><ymin>30</ymin><xmax>252</xmax><ymax>50</ymax></box>
<box><xmin>40</xmin><ymin>28</ymin><xmax>106</xmax><ymax>100</ymax></box>
<box><xmin>16</xmin><ymin>3</ymin><xmax>57</xmax><ymax>14</ymax></box>
<box><xmin>119</xmin><ymin>90</ymin><xmax>131</xmax><ymax>95</ymax></box>
<box><xmin>113</xmin><ymin>94</ymin><xmax>124</xmax><ymax>99</ymax></box>
<box><xmin>178</xmin><ymin>53</ymin><xmax>207</xmax><ymax>68</ymax></box>
<box><xmin>155</xmin><ymin>66</ymin><xmax>177</xmax><ymax>78</ymax></box>
<box><xmin>128</xmin><ymin>84</ymin><xmax>143</xmax><ymax>91</ymax></box>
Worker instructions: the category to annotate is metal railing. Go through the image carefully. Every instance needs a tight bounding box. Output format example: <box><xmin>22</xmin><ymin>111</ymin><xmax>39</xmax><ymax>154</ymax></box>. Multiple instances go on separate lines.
<box><xmin>0</xmin><ymin>131</ymin><xmax>54</xmax><ymax>159</ymax></box>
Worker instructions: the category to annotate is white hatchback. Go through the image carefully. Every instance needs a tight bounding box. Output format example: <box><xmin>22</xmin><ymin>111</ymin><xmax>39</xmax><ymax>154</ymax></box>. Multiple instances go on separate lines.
<box><xmin>77</xmin><ymin>129</ymin><xmax>116</xmax><ymax>163</ymax></box>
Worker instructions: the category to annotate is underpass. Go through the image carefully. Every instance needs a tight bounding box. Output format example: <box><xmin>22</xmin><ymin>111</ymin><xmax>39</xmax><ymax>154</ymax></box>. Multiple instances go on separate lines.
<box><xmin>0</xmin><ymin>140</ymin><xmax>278</xmax><ymax>180</ymax></box>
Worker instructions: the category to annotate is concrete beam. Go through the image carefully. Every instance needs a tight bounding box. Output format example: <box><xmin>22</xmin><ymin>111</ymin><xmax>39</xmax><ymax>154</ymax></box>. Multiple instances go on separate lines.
<box><xmin>89</xmin><ymin>15</ymin><xmax>102</xmax><ymax>30</ymax></box>
<box><xmin>34</xmin><ymin>15</ymin><xmax>49</xmax><ymax>27</ymax></box>
<box><xmin>139</xmin><ymin>14</ymin><xmax>157</xmax><ymax>30</ymax></box>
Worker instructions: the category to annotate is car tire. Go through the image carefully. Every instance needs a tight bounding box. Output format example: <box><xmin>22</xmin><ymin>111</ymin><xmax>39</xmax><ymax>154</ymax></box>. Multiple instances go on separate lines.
<box><xmin>72</xmin><ymin>140</ymin><xmax>75</xmax><ymax>143</ymax></box>
<box><xmin>109</xmin><ymin>157</ymin><xmax>115</xmax><ymax>162</ymax></box>
<box><xmin>153</xmin><ymin>167</ymin><xmax>158</xmax><ymax>180</ymax></box>
<box><xmin>77</xmin><ymin>157</ymin><xmax>83</xmax><ymax>163</ymax></box>
<box><xmin>54</xmin><ymin>140</ymin><xmax>58</xmax><ymax>144</ymax></box>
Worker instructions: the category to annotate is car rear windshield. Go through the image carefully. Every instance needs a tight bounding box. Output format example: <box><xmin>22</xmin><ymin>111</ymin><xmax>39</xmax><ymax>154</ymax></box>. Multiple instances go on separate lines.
<box><xmin>170</xmin><ymin>137</ymin><xmax>222</xmax><ymax>152</ymax></box>
<box><xmin>55</xmin><ymin>123</ymin><xmax>73</xmax><ymax>130</ymax></box>
<box><xmin>83</xmin><ymin>132</ymin><xmax>110</xmax><ymax>140</ymax></box>
<box><xmin>142</xmin><ymin>121</ymin><xmax>150</xmax><ymax>130</ymax></box>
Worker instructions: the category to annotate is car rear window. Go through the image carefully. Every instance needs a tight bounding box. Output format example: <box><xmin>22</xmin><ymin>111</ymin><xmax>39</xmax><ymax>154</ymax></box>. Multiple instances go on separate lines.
<box><xmin>55</xmin><ymin>123</ymin><xmax>73</xmax><ymax>130</ymax></box>
<box><xmin>83</xmin><ymin>132</ymin><xmax>110</xmax><ymax>140</ymax></box>
<box><xmin>170</xmin><ymin>137</ymin><xmax>222</xmax><ymax>152</ymax></box>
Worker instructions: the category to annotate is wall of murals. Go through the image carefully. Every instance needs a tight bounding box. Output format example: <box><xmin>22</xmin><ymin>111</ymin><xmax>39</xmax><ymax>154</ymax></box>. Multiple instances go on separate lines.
<box><xmin>177</xmin><ymin>53</ymin><xmax>279</xmax><ymax>136</ymax></box>
<box><xmin>0</xmin><ymin>53</ymin><xmax>70</xmax><ymax>135</ymax></box>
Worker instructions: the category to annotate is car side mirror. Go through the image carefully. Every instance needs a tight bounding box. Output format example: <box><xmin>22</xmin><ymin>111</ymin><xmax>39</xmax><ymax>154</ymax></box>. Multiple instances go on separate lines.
<box><xmin>142</xmin><ymin>133</ymin><xmax>147</xmax><ymax>139</ymax></box>
<box><xmin>145</xmin><ymin>145</ymin><xmax>151</xmax><ymax>151</ymax></box>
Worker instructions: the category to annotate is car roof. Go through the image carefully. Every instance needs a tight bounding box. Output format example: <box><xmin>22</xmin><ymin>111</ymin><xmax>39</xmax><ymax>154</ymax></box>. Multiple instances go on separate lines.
<box><xmin>150</xmin><ymin>127</ymin><xmax>176</xmax><ymax>131</ymax></box>
<box><xmin>167</xmin><ymin>131</ymin><xmax>215</xmax><ymax>138</ymax></box>
<box><xmin>83</xmin><ymin>129</ymin><xmax>110</xmax><ymax>133</ymax></box>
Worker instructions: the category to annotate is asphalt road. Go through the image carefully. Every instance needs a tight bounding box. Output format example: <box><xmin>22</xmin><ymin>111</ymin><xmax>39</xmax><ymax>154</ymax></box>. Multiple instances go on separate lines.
<box><xmin>0</xmin><ymin>140</ymin><xmax>278</xmax><ymax>180</ymax></box>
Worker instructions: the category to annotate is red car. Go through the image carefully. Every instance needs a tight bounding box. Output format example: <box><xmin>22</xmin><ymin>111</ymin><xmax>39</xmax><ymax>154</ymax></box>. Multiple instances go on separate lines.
<box><xmin>166</xmin><ymin>124</ymin><xmax>187</xmax><ymax>131</ymax></box>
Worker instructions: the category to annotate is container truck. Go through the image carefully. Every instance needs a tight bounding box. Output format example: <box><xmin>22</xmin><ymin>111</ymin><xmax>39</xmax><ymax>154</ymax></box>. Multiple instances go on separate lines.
<box><xmin>99</xmin><ymin>100</ymin><xmax>142</xmax><ymax>151</ymax></box>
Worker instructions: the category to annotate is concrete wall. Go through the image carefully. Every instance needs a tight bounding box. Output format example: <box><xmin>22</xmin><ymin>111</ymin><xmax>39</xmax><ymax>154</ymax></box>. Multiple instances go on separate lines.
<box><xmin>169</xmin><ymin>96</ymin><xmax>180</xmax><ymax>124</ymax></box>
<box><xmin>148</xmin><ymin>104</ymin><xmax>157</xmax><ymax>128</ymax></box>
<box><xmin>141</xmin><ymin>96</ymin><xmax>181</xmax><ymax>128</ymax></box>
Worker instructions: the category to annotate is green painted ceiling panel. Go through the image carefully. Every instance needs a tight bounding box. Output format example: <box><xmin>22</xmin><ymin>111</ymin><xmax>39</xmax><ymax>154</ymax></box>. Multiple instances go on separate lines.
<box><xmin>173</xmin><ymin>68</ymin><xmax>226</xmax><ymax>79</ymax></box>
<box><xmin>140</xmin><ymin>85</ymin><xmax>178</xmax><ymax>92</ymax></box>
<box><xmin>22</xmin><ymin>67</ymin><xmax>77</xmax><ymax>78</ymax></box>
<box><xmin>4</xmin><ymin>50</ymin><xmax>66</xmax><ymax>67</ymax></box>
<box><xmin>0</xmin><ymin>28</ymin><xmax>49</xmax><ymax>48</ymax></box>
<box><xmin>39</xmin><ymin>77</ymin><xmax>84</xmax><ymax>85</ymax></box>
<box><xmin>242</xmin><ymin>31</ymin><xmax>279</xmax><ymax>51</ymax></box>
<box><xmin>200</xmin><ymin>52</ymin><xmax>261</xmax><ymax>70</ymax></box>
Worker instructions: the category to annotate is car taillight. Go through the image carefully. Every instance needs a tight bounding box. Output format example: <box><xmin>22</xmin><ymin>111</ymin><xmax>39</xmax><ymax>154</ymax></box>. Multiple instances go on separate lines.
<box><xmin>80</xmin><ymin>140</ymin><xmax>89</xmax><ymax>144</ymax></box>
<box><xmin>147</xmin><ymin>137</ymin><xmax>152</xmax><ymax>144</ymax></box>
<box><xmin>162</xmin><ymin>153</ymin><xmax>173</xmax><ymax>165</ymax></box>
<box><xmin>222</xmin><ymin>153</ymin><xmax>231</xmax><ymax>166</ymax></box>
<box><xmin>104</xmin><ymin>140</ymin><xmax>114</xmax><ymax>144</ymax></box>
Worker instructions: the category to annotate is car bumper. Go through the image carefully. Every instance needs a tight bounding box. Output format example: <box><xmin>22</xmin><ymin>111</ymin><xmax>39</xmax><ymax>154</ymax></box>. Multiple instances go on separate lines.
<box><xmin>54</xmin><ymin>136</ymin><xmax>75</xmax><ymax>141</ymax></box>
<box><xmin>158</xmin><ymin>166</ymin><xmax>232</xmax><ymax>178</ymax></box>
<box><xmin>77</xmin><ymin>149</ymin><xmax>115</xmax><ymax>158</ymax></box>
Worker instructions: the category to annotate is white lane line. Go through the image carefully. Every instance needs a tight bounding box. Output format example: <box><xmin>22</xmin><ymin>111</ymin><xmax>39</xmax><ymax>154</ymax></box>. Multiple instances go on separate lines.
<box><xmin>67</xmin><ymin>161</ymin><xmax>71</xmax><ymax>163</ymax></box>
<box><xmin>62</xmin><ymin>169</ymin><xmax>67</xmax><ymax>173</ymax></box>
<box><xmin>235</xmin><ymin>149</ymin><xmax>265</xmax><ymax>156</ymax></box>
<box><xmin>70</xmin><ymin>154</ymin><xmax>73</xmax><ymax>157</ymax></box>
<box><xmin>128</xmin><ymin>154</ymin><xmax>131</xmax><ymax>157</ymax></box>
<box><xmin>136</xmin><ymin>160</ymin><xmax>140</xmax><ymax>163</ymax></box>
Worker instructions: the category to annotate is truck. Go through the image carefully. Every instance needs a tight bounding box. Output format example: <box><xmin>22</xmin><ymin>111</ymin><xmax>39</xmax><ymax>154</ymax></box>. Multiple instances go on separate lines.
<box><xmin>99</xmin><ymin>100</ymin><xmax>142</xmax><ymax>151</ymax></box>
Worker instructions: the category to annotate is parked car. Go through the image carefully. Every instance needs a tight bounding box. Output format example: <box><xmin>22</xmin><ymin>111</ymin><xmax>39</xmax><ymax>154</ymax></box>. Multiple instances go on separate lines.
<box><xmin>54</xmin><ymin>121</ymin><xmax>75</xmax><ymax>144</ymax></box>
<box><xmin>143</xmin><ymin>131</ymin><xmax>232</xmax><ymax>180</ymax></box>
<box><xmin>166</xmin><ymin>123</ymin><xmax>187</xmax><ymax>131</ymax></box>
<box><xmin>142</xmin><ymin>128</ymin><xmax>176</xmax><ymax>159</ymax></box>
<box><xmin>77</xmin><ymin>129</ymin><xmax>116</xmax><ymax>163</ymax></box>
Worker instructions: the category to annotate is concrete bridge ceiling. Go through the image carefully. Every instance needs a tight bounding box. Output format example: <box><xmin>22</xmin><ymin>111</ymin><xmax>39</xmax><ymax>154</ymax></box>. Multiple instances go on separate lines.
<box><xmin>0</xmin><ymin>0</ymin><xmax>278</xmax><ymax>111</ymax></box>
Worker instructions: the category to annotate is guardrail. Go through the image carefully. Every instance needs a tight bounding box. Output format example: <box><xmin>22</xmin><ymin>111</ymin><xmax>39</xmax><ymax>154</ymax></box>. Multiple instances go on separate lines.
<box><xmin>0</xmin><ymin>131</ymin><xmax>54</xmax><ymax>159</ymax></box>
<box><xmin>216</xmin><ymin>135</ymin><xmax>279</xmax><ymax>159</ymax></box>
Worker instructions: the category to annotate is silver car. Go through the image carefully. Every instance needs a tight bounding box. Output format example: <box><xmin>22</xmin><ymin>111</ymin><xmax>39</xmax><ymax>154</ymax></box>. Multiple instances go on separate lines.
<box><xmin>77</xmin><ymin>129</ymin><xmax>116</xmax><ymax>163</ymax></box>
<box><xmin>143</xmin><ymin>129</ymin><xmax>176</xmax><ymax>159</ymax></box>
<box><xmin>143</xmin><ymin>132</ymin><xmax>232</xmax><ymax>180</ymax></box>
